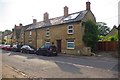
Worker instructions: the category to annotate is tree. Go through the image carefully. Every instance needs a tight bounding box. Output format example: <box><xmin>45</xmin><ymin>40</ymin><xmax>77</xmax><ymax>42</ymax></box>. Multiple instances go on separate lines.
<box><xmin>83</xmin><ymin>20</ymin><xmax>99</xmax><ymax>52</ymax></box>
<box><xmin>97</xmin><ymin>22</ymin><xmax>110</xmax><ymax>36</ymax></box>
<box><xmin>4</xmin><ymin>30</ymin><xmax>11</xmax><ymax>35</ymax></box>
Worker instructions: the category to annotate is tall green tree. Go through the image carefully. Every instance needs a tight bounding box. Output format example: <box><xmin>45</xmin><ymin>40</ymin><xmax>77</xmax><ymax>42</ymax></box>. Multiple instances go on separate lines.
<box><xmin>97</xmin><ymin>22</ymin><xmax>110</xmax><ymax>36</ymax></box>
<box><xmin>83</xmin><ymin>20</ymin><xmax>99</xmax><ymax>52</ymax></box>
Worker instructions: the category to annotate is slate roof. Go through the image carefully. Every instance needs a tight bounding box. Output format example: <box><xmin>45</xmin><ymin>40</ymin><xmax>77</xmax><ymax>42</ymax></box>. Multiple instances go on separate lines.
<box><xmin>26</xmin><ymin>10</ymin><xmax>88</xmax><ymax>30</ymax></box>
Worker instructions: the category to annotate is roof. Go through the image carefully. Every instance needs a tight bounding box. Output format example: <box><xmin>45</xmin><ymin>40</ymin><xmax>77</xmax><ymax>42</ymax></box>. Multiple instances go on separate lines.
<box><xmin>105</xmin><ymin>25</ymin><xmax>118</xmax><ymax>37</ymax></box>
<box><xmin>26</xmin><ymin>10</ymin><xmax>88</xmax><ymax>30</ymax></box>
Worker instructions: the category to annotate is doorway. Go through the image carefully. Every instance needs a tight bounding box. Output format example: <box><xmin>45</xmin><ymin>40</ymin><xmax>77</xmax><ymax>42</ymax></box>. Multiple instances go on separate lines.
<box><xmin>56</xmin><ymin>40</ymin><xmax>61</xmax><ymax>53</ymax></box>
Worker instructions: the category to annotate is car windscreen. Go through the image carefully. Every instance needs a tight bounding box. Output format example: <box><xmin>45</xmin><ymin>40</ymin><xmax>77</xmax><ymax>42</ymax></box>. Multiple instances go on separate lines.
<box><xmin>41</xmin><ymin>44</ymin><xmax>50</xmax><ymax>49</ymax></box>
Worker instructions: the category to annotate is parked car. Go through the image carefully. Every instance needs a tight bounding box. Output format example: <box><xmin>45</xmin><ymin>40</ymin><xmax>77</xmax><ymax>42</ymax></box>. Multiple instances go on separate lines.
<box><xmin>21</xmin><ymin>45</ymin><xmax>35</xmax><ymax>54</ymax></box>
<box><xmin>1</xmin><ymin>45</ymin><xmax>6</xmax><ymax>49</ymax></box>
<box><xmin>11</xmin><ymin>44</ymin><xmax>21</xmax><ymax>52</ymax></box>
<box><xmin>6</xmin><ymin>45</ymin><xmax>12</xmax><ymax>51</ymax></box>
<box><xmin>36</xmin><ymin>44</ymin><xmax>57</xmax><ymax>56</ymax></box>
<box><xmin>0</xmin><ymin>44</ymin><xmax>3</xmax><ymax>49</ymax></box>
<box><xmin>2</xmin><ymin>45</ymin><xmax>12</xmax><ymax>51</ymax></box>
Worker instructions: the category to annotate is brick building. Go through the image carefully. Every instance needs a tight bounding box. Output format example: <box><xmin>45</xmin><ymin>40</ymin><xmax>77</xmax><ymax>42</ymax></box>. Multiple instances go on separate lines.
<box><xmin>24</xmin><ymin>1</ymin><xmax>96</xmax><ymax>55</ymax></box>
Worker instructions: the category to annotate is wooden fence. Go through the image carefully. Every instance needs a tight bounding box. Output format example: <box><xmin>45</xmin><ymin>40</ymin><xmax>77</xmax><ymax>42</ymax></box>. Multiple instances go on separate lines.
<box><xmin>97</xmin><ymin>41</ymin><xmax>118</xmax><ymax>51</ymax></box>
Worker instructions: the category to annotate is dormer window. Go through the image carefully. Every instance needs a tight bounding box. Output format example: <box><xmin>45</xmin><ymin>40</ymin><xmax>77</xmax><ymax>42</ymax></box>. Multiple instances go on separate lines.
<box><xmin>46</xmin><ymin>28</ymin><xmax>50</xmax><ymax>37</ymax></box>
<box><xmin>67</xmin><ymin>25</ymin><xmax>74</xmax><ymax>34</ymax></box>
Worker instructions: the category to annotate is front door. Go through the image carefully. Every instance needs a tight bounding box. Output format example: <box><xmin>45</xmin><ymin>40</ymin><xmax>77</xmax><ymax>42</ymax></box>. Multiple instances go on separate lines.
<box><xmin>56</xmin><ymin>40</ymin><xmax>61</xmax><ymax>53</ymax></box>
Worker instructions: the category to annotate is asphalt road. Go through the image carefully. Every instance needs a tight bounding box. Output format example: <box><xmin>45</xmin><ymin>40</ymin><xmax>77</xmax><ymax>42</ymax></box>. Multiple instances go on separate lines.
<box><xmin>1</xmin><ymin>50</ymin><xmax>119</xmax><ymax>78</ymax></box>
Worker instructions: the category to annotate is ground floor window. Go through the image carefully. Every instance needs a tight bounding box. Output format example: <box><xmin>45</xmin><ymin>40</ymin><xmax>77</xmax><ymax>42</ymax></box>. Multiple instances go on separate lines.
<box><xmin>45</xmin><ymin>41</ymin><xmax>50</xmax><ymax>45</ymax></box>
<box><xmin>67</xmin><ymin>39</ymin><xmax>75</xmax><ymax>49</ymax></box>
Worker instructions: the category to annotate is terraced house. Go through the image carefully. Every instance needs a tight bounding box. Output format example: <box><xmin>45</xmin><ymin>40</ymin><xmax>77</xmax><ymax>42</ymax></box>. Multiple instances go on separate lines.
<box><xmin>11</xmin><ymin>23</ymin><xmax>30</xmax><ymax>45</ymax></box>
<box><xmin>24</xmin><ymin>1</ymin><xmax>96</xmax><ymax>55</ymax></box>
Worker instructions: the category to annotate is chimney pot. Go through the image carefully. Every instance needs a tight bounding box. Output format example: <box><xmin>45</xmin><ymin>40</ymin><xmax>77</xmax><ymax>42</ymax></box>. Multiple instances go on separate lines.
<box><xmin>86</xmin><ymin>1</ymin><xmax>91</xmax><ymax>10</ymax></box>
<box><xmin>64</xmin><ymin>6</ymin><xmax>68</xmax><ymax>16</ymax></box>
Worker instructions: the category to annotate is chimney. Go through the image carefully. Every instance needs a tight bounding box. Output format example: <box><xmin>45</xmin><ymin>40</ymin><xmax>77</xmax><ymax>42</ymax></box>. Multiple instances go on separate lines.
<box><xmin>19</xmin><ymin>23</ymin><xmax>23</xmax><ymax>27</ymax></box>
<box><xmin>33</xmin><ymin>19</ymin><xmax>37</xmax><ymax>24</ymax></box>
<box><xmin>64</xmin><ymin>6</ymin><xmax>68</xmax><ymax>16</ymax></box>
<box><xmin>12</xmin><ymin>29</ymin><xmax>14</xmax><ymax>32</ymax></box>
<box><xmin>44</xmin><ymin>12</ymin><xmax>49</xmax><ymax>22</ymax></box>
<box><xmin>86</xmin><ymin>1</ymin><xmax>91</xmax><ymax>11</ymax></box>
<box><xmin>15</xmin><ymin>24</ymin><xmax>17</xmax><ymax>27</ymax></box>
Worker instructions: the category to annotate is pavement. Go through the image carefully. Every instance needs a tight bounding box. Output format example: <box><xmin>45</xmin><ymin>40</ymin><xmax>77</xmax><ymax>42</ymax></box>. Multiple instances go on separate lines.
<box><xmin>59</xmin><ymin>51</ymin><xmax>119</xmax><ymax>61</ymax></box>
<box><xmin>2</xmin><ymin>64</ymin><xmax>29</xmax><ymax>78</ymax></box>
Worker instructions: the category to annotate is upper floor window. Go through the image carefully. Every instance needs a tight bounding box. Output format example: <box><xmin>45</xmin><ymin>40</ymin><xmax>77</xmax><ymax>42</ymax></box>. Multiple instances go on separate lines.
<box><xmin>67</xmin><ymin>25</ymin><xmax>74</xmax><ymax>34</ymax></box>
<box><xmin>29</xmin><ymin>31</ymin><xmax>32</xmax><ymax>38</ymax></box>
<box><xmin>21</xmin><ymin>33</ymin><xmax>23</xmax><ymax>39</ymax></box>
<box><xmin>46</xmin><ymin>28</ymin><xmax>50</xmax><ymax>37</ymax></box>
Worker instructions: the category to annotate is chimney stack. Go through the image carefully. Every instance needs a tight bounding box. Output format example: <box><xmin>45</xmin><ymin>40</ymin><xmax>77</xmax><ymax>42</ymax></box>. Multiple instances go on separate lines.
<box><xmin>33</xmin><ymin>19</ymin><xmax>37</xmax><ymax>24</ymax></box>
<box><xmin>19</xmin><ymin>23</ymin><xmax>23</xmax><ymax>27</ymax></box>
<box><xmin>44</xmin><ymin>12</ymin><xmax>49</xmax><ymax>22</ymax></box>
<box><xmin>64</xmin><ymin>6</ymin><xmax>68</xmax><ymax>16</ymax></box>
<box><xmin>86</xmin><ymin>1</ymin><xmax>91</xmax><ymax>11</ymax></box>
<box><xmin>15</xmin><ymin>24</ymin><xmax>17</xmax><ymax>27</ymax></box>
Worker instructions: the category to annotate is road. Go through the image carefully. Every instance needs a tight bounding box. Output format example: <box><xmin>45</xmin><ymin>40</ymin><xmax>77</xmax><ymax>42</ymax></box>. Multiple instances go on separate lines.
<box><xmin>1</xmin><ymin>50</ymin><xmax>119</xmax><ymax>78</ymax></box>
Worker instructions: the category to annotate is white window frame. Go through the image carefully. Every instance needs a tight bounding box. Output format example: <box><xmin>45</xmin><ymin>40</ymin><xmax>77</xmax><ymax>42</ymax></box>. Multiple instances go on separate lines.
<box><xmin>29</xmin><ymin>41</ymin><xmax>32</xmax><ymax>44</ymax></box>
<box><xmin>46</xmin><ymin>28</ymin><xmax>50</xmax><ymax>37</ymax></box>
<box><xmin>45</xmin><ymin>41</ymin><xmax>50</xmax><ymax>45</ymax></box>
<box><xmin>67</xmin><ymin>40</ymin><xmax>75</xmax><ymax>49</ymax></box>
<box><xmin>21</xmin><ymin>33</ymin><xmax>23</xmax><ymax>39</ymax></box>
<box><xmin>29</xmin><ymin>31</ymin><xmax>32</xmax><ymax>38</ymax></box>
<box><xmin>67</xmin><ymin>25</ymin><xmax>74</xmax><ymax>34</ymax></box>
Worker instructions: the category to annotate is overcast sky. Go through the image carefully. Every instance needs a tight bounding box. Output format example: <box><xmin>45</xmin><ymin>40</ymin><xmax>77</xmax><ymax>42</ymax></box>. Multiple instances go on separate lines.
<box><xmin>0</xmin><ymin>0</ymin><xmax>119</xmax><ymax>31</ymax></box>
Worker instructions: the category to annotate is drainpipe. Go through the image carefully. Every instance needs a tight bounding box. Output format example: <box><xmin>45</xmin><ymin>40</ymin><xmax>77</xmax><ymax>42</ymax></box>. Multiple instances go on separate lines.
<box><xmin>35</xmin><ymin>29</ymin><xmax>37</xmax><ymax>49</ymax></box>
<box><xmin>24</xmin><ymin>31</ymin><xmax>25</xmax><ymax>45</ymax></box>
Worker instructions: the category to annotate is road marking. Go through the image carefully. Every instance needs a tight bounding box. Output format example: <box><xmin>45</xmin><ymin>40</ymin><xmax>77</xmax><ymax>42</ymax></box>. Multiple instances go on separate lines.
<box><xmin>55</xmin><ymin>60</ymin><xmax>94</xmax><ymax>69</ymax></box>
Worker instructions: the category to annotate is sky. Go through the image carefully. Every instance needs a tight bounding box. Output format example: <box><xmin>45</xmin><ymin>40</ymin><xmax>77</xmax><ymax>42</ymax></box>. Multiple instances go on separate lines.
<box><xmin>0</xmin><ymin>0</ymin><xmax>119</xmax><ymax>31</ymax></box>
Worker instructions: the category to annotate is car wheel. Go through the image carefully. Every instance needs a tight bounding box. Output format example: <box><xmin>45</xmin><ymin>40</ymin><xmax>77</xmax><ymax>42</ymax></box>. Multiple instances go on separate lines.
<box><xmin>27</xmin><ymin>51</ymin><xmax>29</xmax><ymax>54</ymax></box>
<box><xmin>55</xmin><ymin>53</ymin><xmax>57</xmax><ymax>56</ymax></box>
<box><xmin>36</xmin><ymin>52</ymin><xmax>39</xmax><ymax>55</ymax></box>
<box><xmin>21</xmin><ymin>50</ymin><xmax>23</xmax><ymax>53</ymax></box>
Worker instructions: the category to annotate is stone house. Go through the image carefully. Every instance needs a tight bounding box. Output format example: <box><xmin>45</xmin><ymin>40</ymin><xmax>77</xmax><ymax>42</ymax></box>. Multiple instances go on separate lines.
<box><xmin>24</xmin><ymin>1</ymin><xmax>96</xmax><ymax>55</ymax></box>
<box><xmin>11</xmin><ymin>24</ymin><xmax>22</xmax><ymax>44</ymax></box>
<box><xmin>11</xmin><ymin>23</ymin><xmax>30</xmax><ymax>45</ymax></box>
<box><xmin>3</xmin><ymin>32</ymin><xmax>12</xmax><ymax>44</ymax></box>
<box><xmin>102</xmin><ymin>25</ymin><xmax>118</xmax><ymax>41</ymax></box>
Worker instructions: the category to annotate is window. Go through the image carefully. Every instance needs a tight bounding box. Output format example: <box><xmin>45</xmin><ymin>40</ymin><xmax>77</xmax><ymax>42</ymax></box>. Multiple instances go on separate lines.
<box><xmin>45</xmin><ymin>41</ymin><xmax>50</xmax><ymax>45</ymax></box>
<box><xmin>21</xmin><ymin>33</ymin><xmax>23</xmax><ymax>39</ymax></box>
<box><xmin>67</xmin><ymin>40</ymin><xmax>75</xmax><ymax>49</ymax></box>
<box><xmin>29</xmin><ymin>31</ymin><xmax>32</xmax><ymax>38</ymax></box>
<box><xmin>29</xmin><ymin>41</ymin><xmax>32</xmax><ymax>44</ymax></box>
<box><xmin>64</xmin><ymin>13</ymin><xmax>79</xmax><ymax>21</ymax></box>
<box><xmin>67</xmin><ymin>25</ymin><xmax>74</xmax><ymax>34</ymax></box>
<box><xmin>46</xmin><ymin>28</ymin><xmax>50</xmax><ymax>37</ymax></box>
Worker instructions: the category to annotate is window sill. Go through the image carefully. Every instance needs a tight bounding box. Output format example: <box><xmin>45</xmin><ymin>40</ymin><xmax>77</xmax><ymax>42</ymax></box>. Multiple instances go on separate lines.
<box><xmin>67</xmin><ymin>33</ymin><xmax>74</xmax><ymax>35</ymax></box>
<box><xmin>67</xmin><ymin>48</ymin><xmax>75</xmax><ymax>50</ymax></box>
